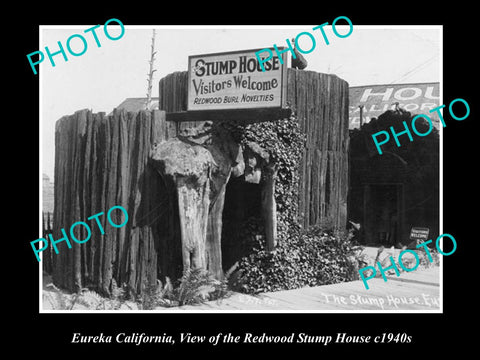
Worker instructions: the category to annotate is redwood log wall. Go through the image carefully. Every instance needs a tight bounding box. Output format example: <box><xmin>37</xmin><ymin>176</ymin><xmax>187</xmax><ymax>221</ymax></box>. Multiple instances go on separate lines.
<box><xmin>50</xmin><ymin>109</ymin><xmax>178</xmax><ymax>295</ymax></box>
<box><xmin>287</xmin><ymin>70</ymin><xmax>349</xmax><ymax>230</ymax></box>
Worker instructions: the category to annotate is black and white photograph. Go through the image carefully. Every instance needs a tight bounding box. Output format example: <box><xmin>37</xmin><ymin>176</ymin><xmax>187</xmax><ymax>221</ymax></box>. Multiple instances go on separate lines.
<box><xmin>39</xmin><ymin>24</ymin><xmax>442</xmax><ymax>313</ymax></box>
<box><xmin>15</xmin><ymin>6</ymin><xmax>476</xmax><ymax>355</ymax></box>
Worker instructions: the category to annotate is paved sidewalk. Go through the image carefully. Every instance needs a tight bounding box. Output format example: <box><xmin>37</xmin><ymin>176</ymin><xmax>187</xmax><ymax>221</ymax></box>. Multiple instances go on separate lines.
<box><xmin>177</xmin><ymin>266</ymin><xmax>440</xmax><ymax>312</ymax></box>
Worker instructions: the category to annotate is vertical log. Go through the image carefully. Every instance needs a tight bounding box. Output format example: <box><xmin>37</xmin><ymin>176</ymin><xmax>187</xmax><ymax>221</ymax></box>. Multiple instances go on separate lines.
<box><xmin>82</xmin><ymin>111</ymin><xmax>94</xmax><ymax>285</ymax></box>
<box><xmin>262</xmin><ymin>167</ymin><xmax>278</xmax><ymax>251</ymax></box>
<box><xmin>53</xmin><ymin>114</ymin><xmax>75</xmax><ymax>290</ymax></box>
<box><xmin>115</xmin><ymin>110</ymin><xmax>129</xmax><ymax>284</ymax></box>
<box><xmin>71</xmin><ymin>110</ymin><xmax>88</xmax><ymax>292</ymax></box>
<box><xmin>100</xmin><ymin>114</ymin><xmax>115</xmax><ymax>294</ymax></box>
<box><xmin>126</xmin><ymin>112</ymin><xmax>142</xmax><ymax>293</ymax></box>
<box><xmin>92</xmin><ymin>113</ymin><xmax>106</xmax><ymax>290</ymax></box>
<box><xmin>138</xmin><ymin>111</ymin><xmax>158</xmax><ymax>290</ymax></box>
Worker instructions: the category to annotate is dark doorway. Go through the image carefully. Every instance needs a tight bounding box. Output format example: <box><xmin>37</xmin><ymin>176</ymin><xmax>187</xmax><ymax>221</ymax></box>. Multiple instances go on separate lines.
<box><xmin>221</xmin><ymin>176</ymin><xmax>263</xmax><ymax>272</ymax></box>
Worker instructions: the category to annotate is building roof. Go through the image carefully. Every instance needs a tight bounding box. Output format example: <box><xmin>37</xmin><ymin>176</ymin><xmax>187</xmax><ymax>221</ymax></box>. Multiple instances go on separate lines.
<box><xmin>111</xmin><ymin>97</ymin><xmax>159</xmax><ymax>115</ymax></box>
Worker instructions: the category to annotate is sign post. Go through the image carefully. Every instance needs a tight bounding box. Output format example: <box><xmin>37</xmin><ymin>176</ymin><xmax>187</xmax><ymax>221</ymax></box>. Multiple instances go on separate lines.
<box><xmin>409</xmin><ymin>227</ymin><xmax>430</xmax><ymax>247</ymax></box>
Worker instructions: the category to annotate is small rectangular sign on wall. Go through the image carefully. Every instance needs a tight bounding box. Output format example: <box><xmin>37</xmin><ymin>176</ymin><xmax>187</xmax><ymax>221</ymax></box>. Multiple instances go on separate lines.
<box><xmin>409</xmin><ymin>227</ymin><xmax>430</xmax><ymax>241</ymax></box>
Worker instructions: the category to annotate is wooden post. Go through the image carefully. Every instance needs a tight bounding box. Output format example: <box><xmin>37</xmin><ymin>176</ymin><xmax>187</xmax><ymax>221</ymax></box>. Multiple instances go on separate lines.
<box><xmin>262</xmin><ymin>165</ymin><xmax>277</xmax><ymax>251</ymax></box>
<box><xmin>359</xmin><ymin>105</ymin><xmax>364</xmax><ymax>127</ymax></box>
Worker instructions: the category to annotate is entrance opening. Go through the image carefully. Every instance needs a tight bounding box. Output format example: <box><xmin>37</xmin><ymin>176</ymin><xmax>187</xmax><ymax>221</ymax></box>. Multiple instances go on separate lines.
<box><xmin>221</xmin><ymin>176</ymin><xmax>263</xmax><ymax>272</ymax></box>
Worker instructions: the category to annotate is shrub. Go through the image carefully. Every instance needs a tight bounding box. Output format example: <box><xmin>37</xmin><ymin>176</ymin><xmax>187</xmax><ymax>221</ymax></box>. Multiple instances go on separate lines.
<box><xmin>216</xmin><ymin>114</ymin><xmax>305</xmax><ymax>232</ymax></box>
<box><xmin>232</xmin><ymin>224</ymin><xmax>362</xmax><ymax>294</ymax></box>
<box><xmin>214</xmin><ymin>111</ymin><xmax>367</xmax><ymax>294</ymax></box>
<box><xmin>140</xmin><ymin>279</ymin><xmax>175</xmax><ymax>309</ymax></box>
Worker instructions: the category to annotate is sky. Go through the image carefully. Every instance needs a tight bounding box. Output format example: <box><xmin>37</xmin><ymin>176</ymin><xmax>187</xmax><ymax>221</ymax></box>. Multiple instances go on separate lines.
<box><xmin>40</xmin><ymin>25</ymin><xmax>442</xmax><ymax>180</ymax></box>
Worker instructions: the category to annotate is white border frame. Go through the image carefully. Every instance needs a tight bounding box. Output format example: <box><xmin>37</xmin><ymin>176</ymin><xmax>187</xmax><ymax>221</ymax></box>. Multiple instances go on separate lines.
<box><xmin>38</xmin><ymin>24</ymin><xmax>443</xmax><ymax>314</ymax></box>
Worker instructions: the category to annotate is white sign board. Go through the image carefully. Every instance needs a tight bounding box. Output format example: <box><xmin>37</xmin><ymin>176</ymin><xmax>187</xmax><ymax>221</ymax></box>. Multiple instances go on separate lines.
<box><xmin>187</xmin><ymin>48</ymin><xmax>288</xmax><ymax>111</ymax></box>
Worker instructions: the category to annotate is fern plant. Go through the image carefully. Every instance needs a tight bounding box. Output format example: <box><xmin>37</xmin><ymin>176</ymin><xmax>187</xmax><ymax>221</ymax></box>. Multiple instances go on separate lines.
<box><xmin>108</xmin><ymin>279</ymin><xmax>128</xmax><ymax>310</ymax></box>
<box><xmin>168</xmin><ymin>268</ymin><xmax>223</xmax><ymax>306</ymax></box>
<box><xmin>140</xmin><ymin>278</ymin><xmax>175</xmax><ymax>310</ymax></box>
<box><xmin>172</xmin><ymin>268</ymin><xmax>214</xmax><ymax>306</ymax></box>
<box><xmin>75</xmin><ymin>289</ymin><xmax>105</xmax><ymax>309</ymax></box>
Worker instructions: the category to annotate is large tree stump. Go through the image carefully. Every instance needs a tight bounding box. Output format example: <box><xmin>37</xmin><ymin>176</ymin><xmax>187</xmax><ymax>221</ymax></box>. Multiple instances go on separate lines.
<box><xmin>149</xmin><ymin>122</ymin><xmax>281</xmax><ymax>279</ymax></box>
<box><xmin>150</xmin><ymin>139</ymin><xmax>217</xmax><ymax>273</ymax></box>
<box><xmin>149</xmin><ymin>124</ymin><xmax>239</xmax><ymax>279</ymax></box>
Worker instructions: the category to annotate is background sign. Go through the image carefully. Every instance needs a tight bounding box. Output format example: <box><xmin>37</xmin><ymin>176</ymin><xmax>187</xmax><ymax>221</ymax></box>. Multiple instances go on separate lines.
<box><xmin>187</xmin><ymin>48</ymin><xmax>287</xmax><ymax>111</ymax></box>
<box><xmin>349</xmin><ymin>83</ymin><xmax>440</xmax><ymax>129</ymax></box>
<box><xmin>409</xmin><ymin>227</ymin><xmax>430</xmax><ymax>242</ymax></box>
